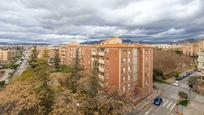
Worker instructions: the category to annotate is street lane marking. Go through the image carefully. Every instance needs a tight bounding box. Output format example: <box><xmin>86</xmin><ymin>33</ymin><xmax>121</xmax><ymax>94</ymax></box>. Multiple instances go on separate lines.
<box><xmin>162</xmin><ymin>100</ymin><xmax>169</xmax><ymax>107</ymax></box>
<box><xmin>180</xmin><ymin>84</ymin><xmax>185</xmax><ymax>87</ymax></box>
<box><xmin>166</xmin><ymin>101</ymin><xmax>173</xmax><ymax>109</ymax></box>
<box><xmin>170</xmin><ymin>103</ymin><xmax>176</xmax><ymax>111</ymax></box>
<box><xmin>145</xmin><ymin>107</ymin><xmax>153</xmax><ymax>115</ymax></box>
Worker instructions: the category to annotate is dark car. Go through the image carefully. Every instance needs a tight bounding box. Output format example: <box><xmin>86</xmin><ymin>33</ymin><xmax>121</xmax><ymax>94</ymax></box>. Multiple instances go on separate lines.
<box><xmin>176</xmin><ymin>76</ymin><xmax>183</xmax><ymax>80</ymax></box>
<box><xmin>153</xmin><ymin>96</ymin><xmax>163</xmax><ymax>106</ymax></box>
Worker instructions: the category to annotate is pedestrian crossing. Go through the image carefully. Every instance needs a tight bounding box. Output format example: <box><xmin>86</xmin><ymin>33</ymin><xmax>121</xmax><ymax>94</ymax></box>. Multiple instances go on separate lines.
<box><xmin>160</xmin><ymin>99</ymin><xmax>176</xmax><ymax>111</ymax></box>
<box><xmin>179</xmin><ymin>84</ymin><xmax>190</xmax><ymax>90</ymax></box>
<box><xmin>173</xmin><ymin>83</ymin><xmax>190</xmax><ymax>90</ymax></box>
<box><xmin>143</xmin><ymin>99</ymin><xmax>176</xmax><ymax>115</ymax></box>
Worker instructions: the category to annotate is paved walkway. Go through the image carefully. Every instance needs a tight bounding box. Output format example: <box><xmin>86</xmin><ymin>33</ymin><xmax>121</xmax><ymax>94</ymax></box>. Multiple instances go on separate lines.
<box><xmin>183</xmin><ymin>100</ymin><xmax>204</xmax><ymax>115</ymax></box>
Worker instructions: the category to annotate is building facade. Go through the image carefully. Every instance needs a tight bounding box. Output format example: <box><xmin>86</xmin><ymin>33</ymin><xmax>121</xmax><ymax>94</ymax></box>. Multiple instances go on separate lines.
<box><xmin>0</xmin><ymin>50</ymin><xmax>21</xmax><ymax>62</ymax></box>
<box><xmin>198</xmin><ymin>51</ymin><xmax>204</xmax><ymax>71</ymax></box>
<box><xmin>58</xmin><ymin>38</ymin><xmax>153</xmax><ymax>99</ymax></box>
<box><xmin>91</xmin><ymin>44</ymin><xmax>153</xmax><ymax>99</ymax></box>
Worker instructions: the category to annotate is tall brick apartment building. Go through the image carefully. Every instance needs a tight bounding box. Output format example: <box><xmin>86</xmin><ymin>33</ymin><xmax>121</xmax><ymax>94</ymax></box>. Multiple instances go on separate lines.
<box><xmin>59</xmin><ymin>38</ymin><xmax>153</xmax><ymax>99</ymax></box>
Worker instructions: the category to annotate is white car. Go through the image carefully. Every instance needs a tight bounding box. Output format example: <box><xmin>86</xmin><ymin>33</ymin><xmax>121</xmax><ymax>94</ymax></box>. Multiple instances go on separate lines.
<box><xmin>5</xmin><ymin>79</ymin><xmax>9</xmax><ymax>84</ymax></box>
<box><xmin>172</xmin><ymin>82</ymin><xmax>180</xmax><ymax>87</ymax></box>
<box><xmin>175</xmin><ymin>81</ymin><xmax>181</xmax><ymax>84</ymax></box>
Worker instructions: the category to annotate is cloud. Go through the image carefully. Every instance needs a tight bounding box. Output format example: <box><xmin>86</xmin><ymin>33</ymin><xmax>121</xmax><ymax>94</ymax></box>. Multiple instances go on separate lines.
<box><xmin>0</xmin><ymin>0</ymin><xmax>204</xmax><ymax>43</ymax></box>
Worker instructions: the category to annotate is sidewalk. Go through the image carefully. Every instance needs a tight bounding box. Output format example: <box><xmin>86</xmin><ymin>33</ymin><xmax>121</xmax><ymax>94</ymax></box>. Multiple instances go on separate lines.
<box><xmin>183</xmin><ymin>100</ymin><xmax>204</xmax><ymax>115</ymax></box>
<box><xmin>171</xmin><ymin>97</ymin><xmax>204</xmax><ymax>115</ymax></box>
<box><xmin>128</xmin><ymin>89</ymin><xmax>160</xmax><ymax>114</ymax></box>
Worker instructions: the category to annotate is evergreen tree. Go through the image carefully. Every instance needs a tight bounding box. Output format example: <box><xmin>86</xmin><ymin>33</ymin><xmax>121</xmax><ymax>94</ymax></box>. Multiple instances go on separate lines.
<box><xmin>28</xmin><ymin>46</ymin><xmax>39</xmax><ymax>69</ymax></box>
<box><xmin>53</xmin><ymin>49</ymin><xmax>61</xmax><ymax>72</ymax></box>
<box><xmin>42</xmin><ymin>48</ymin><xmax>49</xmax><ymax>59</ymax></box>
<box><xmin>87</xmin><ymin>58</ymin><xmax>100</xmax><ymax>97</ymax></box>
<box><xmin>66</xmin><ymin>48</ymin><xmax>83</xmax><ymax>93</ymax></box>
<box><xmin>33</xmin><ymin>58</ymin><xmax>54</xmax><ymax>115</ymax></box>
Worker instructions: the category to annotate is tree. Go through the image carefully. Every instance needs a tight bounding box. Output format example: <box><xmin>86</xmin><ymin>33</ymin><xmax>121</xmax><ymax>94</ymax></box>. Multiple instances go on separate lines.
<box><xmin>0</xmin><ymin>80</ymin><xmax>41</xmax><ymax>115</ymax></box>
<box><xmin>188</xmin><ymin>76</ymin><xmax>199</xmax><ymax>89</ymax></box>
<box><xmin>42</xmin><ymin>48</ymin><xmax>49</xmax><ymax>59</ymax></box>
<box><xmin>10</xmin><ymin>64</ymin><xmax>19</xmax><ymax>69</ymax></box>
<box><xmin>178</xmin><ymin>91</ymin><xmax>189</xmax><ymax>107</ymax></box>
<box><xmin>178</xmin><ymin>91</ymin><xmax>188</xmax><ymax>99</ymax></box>
<box><xmin>0</xmin><ymin>81</ymin><xmax>5</xmax><ymax>88</ymax></box>
<box><xmin>175</xmin><ymin>50</ymin><xmax>183</xmax><ymax>56</ymax></box>
<box><xmin>53</xmin><ymin>49</ymin><xmax>61</xmax><ymax>72</ymax></box>
<box><xmin>61</xmin><ymin>64</ymin><xmax>73</xmax><ymax>73</ymax></box>
<box><xmin>28</xmin><ymin>46</ymin><xmax>39</xmax><ymax>69</ymax></box>
<box><xmin>33</xmin><ymin>58</ymin><xmax>54</xmax><ymax>114</ymax></box>
<box><xmin>65</xmin><ymin>48</ymin><xmax>83</xmax><ymax>93</ymax></box>
<box><xmin>153</xmin><ymin>68</ymin><xmax>164</xmax><ymax>80</ymax></box>
<box><xmin>86</xmin><ymin>59</ymin><xmax>100</xmax><ymax>97</ymax></box>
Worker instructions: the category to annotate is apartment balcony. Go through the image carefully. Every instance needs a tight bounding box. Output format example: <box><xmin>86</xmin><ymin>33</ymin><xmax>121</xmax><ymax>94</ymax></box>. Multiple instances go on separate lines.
<box><xmin>99</xmin><ymin>74</ymin><xmax>104</xmax><ymax>80</ymax></box>
<box><xmin>91</xmin><ymin>58</ymin><xmax>95</xmax><ymax>62</ymax></box>
<box><xmin>99</xmin><ymin>66</ymin><xmax>104</xmax><ymax>72</ymax></box>
<box><xmin>99</xmin><ymin>59</ymin><xmax>105</xmax><ymax>64</ymax></box>
<box><xmin>92</xmin><ymin>52</ymin><xmax>96</xmax><ymax>55</ymax></box>
<box><xmin>198</xmin><ymin>58</ymin><xmax>204</xmax><ymax>62</ymax></box>
<box><xmin>98</xmin><ymin>52</ymin><xmax>105</xmax><ymax>56</ymax></box>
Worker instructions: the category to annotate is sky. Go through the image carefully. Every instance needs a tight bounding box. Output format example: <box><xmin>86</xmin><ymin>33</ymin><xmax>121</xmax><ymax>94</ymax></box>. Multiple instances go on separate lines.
<box><xmin>0</xmin><ymin>0</ymin><xmax>204</xmax><ymax>44</ymax></box>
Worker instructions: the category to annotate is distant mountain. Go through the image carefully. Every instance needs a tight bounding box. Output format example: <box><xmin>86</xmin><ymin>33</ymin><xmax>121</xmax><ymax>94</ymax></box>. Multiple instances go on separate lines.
<box><xmin>177</xmin><ymin>38</ymin><xmax>203</xmax><ymax>44</ymax></box>
<box><xmin>81</xmin><ymin>39</ymin><xmax>136</xmax><ymax>44</ymax></box>
<box><xmin>80</xmin><ymin>40</ymin><xmax>101</xmax><ymax>44</ymax></box>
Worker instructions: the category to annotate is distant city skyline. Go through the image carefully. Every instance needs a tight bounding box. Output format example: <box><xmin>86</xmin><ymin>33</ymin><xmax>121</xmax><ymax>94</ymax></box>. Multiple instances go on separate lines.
<box><xmin>0</xmin><ymin>0</ymin><xmax>204</xmax><ymax>43</ymax></box>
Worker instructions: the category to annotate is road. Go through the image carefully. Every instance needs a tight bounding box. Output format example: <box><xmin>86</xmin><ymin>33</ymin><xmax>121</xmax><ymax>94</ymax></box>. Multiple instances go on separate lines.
<box><xmin>137</xmin><ymin>71</ymin><xmax>202</xmax><ymax>115</ymax></box>
<box><xmin>14</xmin><ymin>56</ymin><xmax>28</xmax><ymax>76</ymax></box>
<box><xmin>0</xmin><ymin>51</ymin><xmax>29</xmax><ymax>82</ymax></box>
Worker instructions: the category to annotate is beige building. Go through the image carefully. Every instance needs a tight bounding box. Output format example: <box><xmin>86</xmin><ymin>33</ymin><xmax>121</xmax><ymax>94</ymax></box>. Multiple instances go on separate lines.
<box><xmin>198</xmin><ymin>51</ymin><xmax>204</xmax><ymax>71</ymax></box>
<box><xmin>182</xmin><ymin>39</ymin><xmax>204</xmax><ymax>56</ymax></box>
<box><xmin>0</xmin><ymin>50</ymin><xmax>21</xmax><ymax>62</ymax></box>
<box><xmin>182</xmin><ymin>43</ymin><xmax>199</xmax><ymax>56</ymax></box>
<box><xmin>152</xmin><ymin>44</ymin><xmax>182</xmax><ymax>50</ymax></box>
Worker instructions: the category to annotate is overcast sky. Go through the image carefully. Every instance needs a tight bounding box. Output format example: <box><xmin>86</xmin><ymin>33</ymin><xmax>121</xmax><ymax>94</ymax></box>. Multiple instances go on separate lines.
<box><xmin>0</xmin><ymin>0</ymin><xmax>204</xmax><ymax>43</ymax></box>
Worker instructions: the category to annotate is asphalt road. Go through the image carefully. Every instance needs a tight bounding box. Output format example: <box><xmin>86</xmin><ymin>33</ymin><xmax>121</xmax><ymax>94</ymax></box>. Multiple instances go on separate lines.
<box><xmin>137</xmin><ymin>71</ymin><xmax>200</xmax><ymax>115</ymax></box>
<box><xmin>14</xmin><ymin>57</ymin><xmax>28</xmax><ymax>76</ymax></box>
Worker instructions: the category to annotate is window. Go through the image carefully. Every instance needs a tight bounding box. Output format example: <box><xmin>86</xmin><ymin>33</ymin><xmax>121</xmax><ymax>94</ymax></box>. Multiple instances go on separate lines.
<box><xmin>123</xmin><ymin>67</ymin><xmax>126</xmax><ymax>73</ymax></box>
<box><xmin>123</xmin><ymin>86</ymin><xmax>126</xmax><ymax>91</ymax></box>
<box><xmin>122</xmin><ymin>49</ymin><xmax>126</xmax><ymax>53</ymax></box>
<box><xmin>122</xmin><ymin>58</ymin><xmax>126</xmax><ymax>62</ymax></box>
<box><xmin>122</xmin><ymin>76</ymin><xmax>125</xmax><ymax>81</ymax></box>
<box><xmin>145</xmin><ymin>56</ymin><xmax>148</xmax><ymax>62</ymax></box>
<box><xmin>128</xmin><ymin>50</ymin><xmax>131</xmax><ymax>55</ymax></box>
<box><xmin>128</xmin><ymin>66</ymin><xmax>131</xmax><ymax>72</ymax></box>
<box><xmin>128</xmin><ymin>84</ymin><xmax>131</xmax><ymax>90</ymax></box>
<box><xmin>128</xmin><ymin>58</ymin><xmax>130</xmax><ymax>63</ymax></box>
<box><xmin>128</xmin><ymin>74</ymin><xmax>130</xmax><ymax>81</ymax></box>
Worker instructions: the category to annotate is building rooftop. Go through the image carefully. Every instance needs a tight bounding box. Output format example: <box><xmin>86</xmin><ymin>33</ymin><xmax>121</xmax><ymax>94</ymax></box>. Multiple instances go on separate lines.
<box><xmin>92</xmin><ymin>43</ymin><xmax>153</xmax><ymax>48</ymax></box>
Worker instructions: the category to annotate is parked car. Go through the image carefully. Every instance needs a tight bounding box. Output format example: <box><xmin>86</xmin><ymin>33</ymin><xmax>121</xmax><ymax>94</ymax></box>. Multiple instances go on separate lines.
<box><xmin>153</xmin><ymin>96</ymin><xmax>163</xmax><ymax>106</ymax></box>
<box><xmin>172</xmin><ymin>82</ymin><xmax>180</xmax><ymax>87</ymax></box>
<box><xmin>176</xmin><ymin>76</ymin><xmax>183</xmax><ymax>80</ymax></box>
<box><xmin>5</xmin><ymin>79</ymin><xmax>9</xmax><ymax>84</ymax></box>
<box><xmin>175</xmin><ymin>81</ymin><xmax>181</xmax><ymax>84</ymax></box>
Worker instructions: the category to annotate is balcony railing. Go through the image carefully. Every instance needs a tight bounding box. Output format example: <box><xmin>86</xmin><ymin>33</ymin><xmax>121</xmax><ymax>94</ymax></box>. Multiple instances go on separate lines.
<box><xmin>99</xmin><ymin>59</ymin><xmax>105</xmax><ymax>64</ymax></box>
<box><xmin>198</xmin><ymin>59</ymin><xmax>204</xmax><ymax>62</ymax></box>
<box><xmin>99</xmin><ymin>74</ymin><xmax>104</xmax><ymax>80</ymax></box>
<box><xmin>99</xmin><ymin>52</ymin><xmax>105</xmax><ymax>56</ymax></box>
<box><xmin>92</xmin><ymin>52</ymin><xmax>96</xmax><ymax>55</ymax></box>
<box><xmin>99</xmin><ymin>67</ymin><xmax>104</xmax><ymax>72</ymax></box>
